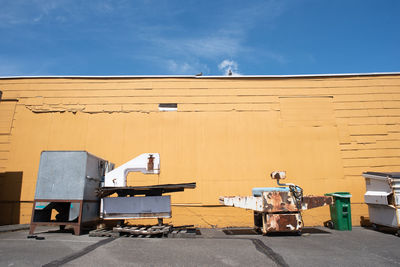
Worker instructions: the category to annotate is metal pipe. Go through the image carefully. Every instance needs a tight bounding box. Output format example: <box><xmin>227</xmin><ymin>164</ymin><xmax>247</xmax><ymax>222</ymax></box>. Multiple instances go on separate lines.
<box><xmin>276</xmin><ymin>178</ymin><xmax>296</xmax><ymax>187</ymax></box>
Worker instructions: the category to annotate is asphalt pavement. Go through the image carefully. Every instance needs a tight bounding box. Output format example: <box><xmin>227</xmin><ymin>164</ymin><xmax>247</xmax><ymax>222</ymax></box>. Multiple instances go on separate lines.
<box><xmin>0</xmin><ymin>226</ymin><xmax>399</xmax><ymax>267</ymax></box>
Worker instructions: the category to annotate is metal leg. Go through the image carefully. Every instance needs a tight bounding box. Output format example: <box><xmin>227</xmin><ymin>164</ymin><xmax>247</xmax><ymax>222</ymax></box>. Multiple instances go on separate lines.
<box><xmin>29</xmin><ymin>201</ymin><xmax>37</xmax><ymax>235</ymax></box>
<box><xmin>73</xmin><ymin>226</ymin><xmax>81</xmax><ymax>236</ymax></box>
<box><xmin>29</xmin><ymin>224</ymin><xmax>37</xmax><ymax>235</ymax></box>
<box><xmin>262</xmin><ymin>213</ymin><xmax>268</xmax><ymax>235</ymax></box>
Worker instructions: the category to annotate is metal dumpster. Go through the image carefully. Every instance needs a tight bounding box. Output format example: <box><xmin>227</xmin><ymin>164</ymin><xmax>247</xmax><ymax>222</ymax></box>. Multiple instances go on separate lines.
<box><xmin>362</xmin><ymin>172</ymin><xmax>400</xmax><ymax>234</ymax></box>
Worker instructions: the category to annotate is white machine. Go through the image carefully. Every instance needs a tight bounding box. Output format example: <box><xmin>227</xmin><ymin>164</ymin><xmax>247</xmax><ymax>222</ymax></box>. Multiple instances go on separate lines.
<box><xmin>99</xmin><ymin>153</ymin><xmax>195</xmax><ymax>222</ymax></box>
<box><xmin>104</xmin><ymin>153</ymin><xmax>160</xmax><ymax>187</ymax></box>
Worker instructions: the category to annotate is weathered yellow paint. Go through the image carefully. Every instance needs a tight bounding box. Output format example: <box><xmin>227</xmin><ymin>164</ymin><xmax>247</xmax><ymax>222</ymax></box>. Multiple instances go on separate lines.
<box><xmin>0</xmin><ymin>74</ymin><xmax>400</xmax><ymax>227</ymax></box>
<box><xmin>0</xmin><ymin>101</ymin><xmax>16</xmax><ymax>134</ymax></box>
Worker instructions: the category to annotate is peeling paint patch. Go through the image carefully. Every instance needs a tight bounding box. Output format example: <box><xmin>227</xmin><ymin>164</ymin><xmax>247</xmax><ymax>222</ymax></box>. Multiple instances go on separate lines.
<box><xmin>24</xmin><ymin>104</ymin><xmax>156</xmax><ymax>114</ymax></box>
<box><xmin>25</xmin><ymin>104</ymin><xmax>85</xmax><ymax>113</ymax></box>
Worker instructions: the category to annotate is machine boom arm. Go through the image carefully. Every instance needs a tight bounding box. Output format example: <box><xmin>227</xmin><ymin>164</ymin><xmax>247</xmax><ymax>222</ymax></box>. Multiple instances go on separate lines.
<box><xmin>104</xmin><ymin>153</ymin><xmax>160</xmax><ymax>187</ymax></box>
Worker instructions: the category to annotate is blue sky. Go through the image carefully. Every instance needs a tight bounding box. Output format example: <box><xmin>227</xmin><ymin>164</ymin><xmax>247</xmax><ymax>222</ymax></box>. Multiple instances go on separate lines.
<box><xmin>1</xmin><ymin>0</ymin><xmax>399</xmax><ymax>76</ymax></box>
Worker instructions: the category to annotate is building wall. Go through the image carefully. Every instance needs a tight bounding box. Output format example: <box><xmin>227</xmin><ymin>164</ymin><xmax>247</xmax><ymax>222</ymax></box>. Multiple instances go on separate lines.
<box><xmin>1</xmin><ymin>75</ymin><xmax>399</xmax><ymax>227</ymax></box>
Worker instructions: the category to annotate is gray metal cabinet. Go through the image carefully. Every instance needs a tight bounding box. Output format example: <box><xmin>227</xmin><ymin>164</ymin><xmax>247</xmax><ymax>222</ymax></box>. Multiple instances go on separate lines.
<box><xmin>30</xmin><ymin>151</ymin><xmax>111</xmax><ymax>235</ymax></box>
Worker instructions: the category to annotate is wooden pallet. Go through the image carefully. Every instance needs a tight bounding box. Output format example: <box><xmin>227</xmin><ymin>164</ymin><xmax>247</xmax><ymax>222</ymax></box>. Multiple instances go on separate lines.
<box><xmin>89</xmin><ymin>225</ymin><xmax>198</xmax><ymax>238</ymax></box>
<box><xmin>88</xmin><ymin>229</ymin><xmax>120</xmax><ymax>237</ymax></box>
<box><xmin>114</xmin><ymin>225</ymin><xmax>172</xmax><ymax>237</ymax></box>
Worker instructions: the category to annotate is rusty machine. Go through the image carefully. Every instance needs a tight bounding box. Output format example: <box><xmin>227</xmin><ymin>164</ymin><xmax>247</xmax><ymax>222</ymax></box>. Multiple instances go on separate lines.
<box><xmin>219</xmin><ymin>171</ymin><xmax>332</xmax><ymax>235</ymax></box>
<box><xmin>30</xmin><ymin>151</ymin><xmax>195</xmax><ymax>235</ymax></box>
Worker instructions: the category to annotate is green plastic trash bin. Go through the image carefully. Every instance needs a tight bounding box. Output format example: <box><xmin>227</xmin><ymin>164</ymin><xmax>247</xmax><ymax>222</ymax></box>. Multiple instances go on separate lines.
<box><xmin>324</xmin><ymin>192</ymin><xmax>352</xmax><ymax>231</ymax></box>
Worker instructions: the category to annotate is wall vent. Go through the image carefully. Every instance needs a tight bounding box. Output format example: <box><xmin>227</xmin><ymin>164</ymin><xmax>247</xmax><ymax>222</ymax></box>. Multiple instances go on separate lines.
<box><xmin>159</xmin><ymin>103</ymin><xmax>177</xmax><ymax>111</ymax></box>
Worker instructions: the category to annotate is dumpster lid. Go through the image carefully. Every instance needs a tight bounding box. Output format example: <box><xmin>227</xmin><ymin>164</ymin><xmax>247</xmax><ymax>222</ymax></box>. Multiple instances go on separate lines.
<box><xmin>365</xmin><ymin>191</ymin><xmax>391</xmax><ymax>197</ymax></box>
<box><xmin>324</xmin><ymin>192</ymin><xmax>352</xmax><ymax>198</ymax></box>
<box><xmin>363</xmin><ymin>172</ymin><xmax>400</xmax><ymax>179</ymax></box>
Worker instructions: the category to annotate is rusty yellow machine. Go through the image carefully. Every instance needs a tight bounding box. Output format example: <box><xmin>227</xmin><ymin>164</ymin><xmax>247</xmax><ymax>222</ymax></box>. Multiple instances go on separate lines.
<box><xmin>219</xmin><ymin>171</ymin><xmax>332</xmax><ymax>235</ymax></box>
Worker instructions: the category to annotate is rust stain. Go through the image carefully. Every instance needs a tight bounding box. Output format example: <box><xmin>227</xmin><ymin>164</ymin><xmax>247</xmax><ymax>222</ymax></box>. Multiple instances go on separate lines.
<box><xmin>263</xmin><ymin>191</ymin><xmax>297</xmax><ymax>212</ymax></box>
<box><xmin>147</xmin><ymin>154</ymin><xmax>154</xmax><ymax>171</ymax></box>
<box><xmin>265</xmin><ymin>214</ymin><xmax>302</xmax><ymax>232</ymax></box>
<box><xmin>302</xmin><ymin>196</ymin><xmax>332</xmax><ymax>210</ymax></box>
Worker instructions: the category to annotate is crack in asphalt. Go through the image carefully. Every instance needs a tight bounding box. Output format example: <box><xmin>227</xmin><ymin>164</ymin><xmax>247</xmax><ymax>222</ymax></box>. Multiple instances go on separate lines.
<box><xmin>250</xmin><ymin>238</ymin><xmax>289</xmax><ymax>267</ymax></box>
<box><xmin>42</xmin><ymin>237</ymin><xmax>117</xmax><ymax>267</ymax></box>
<box><xmin>204</xmin><ymin>236</ymin><xmax>289</xmax><ymax>267</ymax></box>
<box><xmin>41</xmin><ymin>235</ymin><xmax>288</xmax><ymax>267</ymax></box>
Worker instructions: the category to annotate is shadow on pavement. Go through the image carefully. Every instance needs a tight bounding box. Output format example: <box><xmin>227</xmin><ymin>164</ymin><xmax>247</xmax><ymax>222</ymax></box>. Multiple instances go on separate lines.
<box><xmin>361</xmin><ymin>226</ymin><xmax>399</xmax><ymax>236</ymax></box>
<box><xmin>223</xmin><ymin>228</ymin><xmax>259</xmax><ymax>235</ymax></box>
<box><xmin>223</xmin><ymin>227</ymin><xmax>331</xmax><ymax>236</ymax></box>
<box><xmin>302</xmin><ymin>227</ymin><xmax>331</xmax><ymax>234</ymax></box>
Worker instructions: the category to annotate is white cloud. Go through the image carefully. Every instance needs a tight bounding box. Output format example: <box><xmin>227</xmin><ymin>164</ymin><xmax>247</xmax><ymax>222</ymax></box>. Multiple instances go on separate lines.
<box><xmin>0</xmin><ymin>0</ymin><xmax>63</xmax><ymax>26</ymax></box>
<box><xmin>149</xmin><ymin>35</ymin><xmax>242</xmax><ymax>60</ymax></box>
<box><xmin>0</xmin><ymin>0</ymin><xmax>126</xmax><ymax>26</ymax></box>
<box><xmin>218</xmin><ymin>59</ymin><xmax>240</xmax><ymax>76</ymax></box>
<box><xmin>133</xmin><ymin>1</ymin><xmax>288</xmax><ymax>73</ymax></box>
<box><xmin>165</xmin><ymin>59</ymin><xmax>210</xmax><ymax>75</ymax></box>
<box><xmin>167</xmin><ymin>60</ymin><xmax>194</xmax><ymax>74</ymax></box>
<box><xmin>0</xmin><ymin>0</ymin><xmax>289</xmax><ymax>75</ymax></box>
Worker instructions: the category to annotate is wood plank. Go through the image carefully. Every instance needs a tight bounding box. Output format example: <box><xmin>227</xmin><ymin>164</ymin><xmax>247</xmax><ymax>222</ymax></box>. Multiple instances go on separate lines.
<box><xmin>336</xmin><ymin>117</ymin><xmax>379</xmax><ymax>125</ymax></box>
<box><xmin>376</xmin><ymin>117</ymin><xmax>400</xmax><ymax>124</ymax></box>
<box><xmin>1</xmin><ymin>75</ymin><xmax>400</xmax><ymax>91</ymax></box>
<box><xmin>341</xmin><ymin>148</ymin><xmax>400</xmax><ymax>158</ymax></box>
<box><xmin>335</xmin><ymin>94</ymin><xmax>400</xmax><ymax>102</ymax></box>
<box><xmin>387</xmin><ymin>124</ymin><xmax>400</xmax><ymax>132</ymax></box>
<box><xmin>334</xmin><ymin>101</ymin><xmax>385</xmax><ymax>110</ymax></box>
<box><xmin>368</xmin><ymin>109</ymin><xmax>400</xmax><ymax>116</ymax></box>
<box><xmin>343</xmin><ymin>166</ymin><xmax>400</xmax><ymax>176</ymax></box>
<box><xmin>349</xmin><ymin>135</ymin><xmax>385</xmax><ymax>143</ymax></box>
<box><xmin>0</xmin><ymin>135</ymin><xmax>11</xmax><ymax>143</ymax></box>
<box><xmin>343</xmin><ymin>157</ymin><xmax>400</xmax><ymax>167</ymax></box>
<box><xmin>24</xmin><ymin>96</ymin><xmax>283</xmax><ymax>105</ymax></box>
<box><xmin>4</xmin><ymin>84</ymin><xmax>400</xmax><ymax>97</ymax></box>
<box><xmin>179</xmin><ymin>103</ymin><xmax>279</xmax><ymax>112</ymax></box>
<box><xmin>376</xmin><ymin>132</ymin><xmax>400</xmax><ymax>141</ymax></box>
<box><xmin>335</xmin><ymin>109</ymin><xmax>370</xmax><ymax>117</ymax></box>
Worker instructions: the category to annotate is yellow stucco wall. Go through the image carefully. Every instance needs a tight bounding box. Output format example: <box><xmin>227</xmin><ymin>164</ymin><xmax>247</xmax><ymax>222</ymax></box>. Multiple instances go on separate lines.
<box><xmin>0</xmin><ymin>75</ymin><xmax>399</xmax><ymax>227</ymax></box>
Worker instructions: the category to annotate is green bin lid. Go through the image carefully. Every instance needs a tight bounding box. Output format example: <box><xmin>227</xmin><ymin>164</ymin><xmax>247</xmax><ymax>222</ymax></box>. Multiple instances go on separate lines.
<box><xmin>324</xmin><ymin>192</ymin><xmax>352</xmax><ymax>198</ymax></box>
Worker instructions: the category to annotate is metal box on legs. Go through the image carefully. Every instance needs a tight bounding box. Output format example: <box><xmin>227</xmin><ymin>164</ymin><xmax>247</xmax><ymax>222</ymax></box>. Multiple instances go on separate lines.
<box><xmin>30</xmin><ymin>151</ymin><xmax>112</xmax><ymax>235</ymax></box>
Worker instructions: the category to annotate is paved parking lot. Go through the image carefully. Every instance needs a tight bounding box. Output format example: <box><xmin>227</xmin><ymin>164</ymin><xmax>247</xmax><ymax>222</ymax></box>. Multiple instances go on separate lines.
<box><xmin>0</xmin><ymin>226</ymin><xmax>399</xmax><ymax>266</ymax></box>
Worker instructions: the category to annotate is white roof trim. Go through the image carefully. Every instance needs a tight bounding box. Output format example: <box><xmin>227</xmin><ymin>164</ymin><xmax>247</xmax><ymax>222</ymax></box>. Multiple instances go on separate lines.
<box><xmin>0</xmin><ymin>72</ymin><xmax>400</xmax><ymax>80</ymax></box>
<box><xmin>0</xmin><ymin>75</ymin><xmax>196</xmax><ymax>79</ymax></box>
<box><xmin>199</xmin><ymin>72</ymin><xmax>400</xmax><ymax>78</ymax></box>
